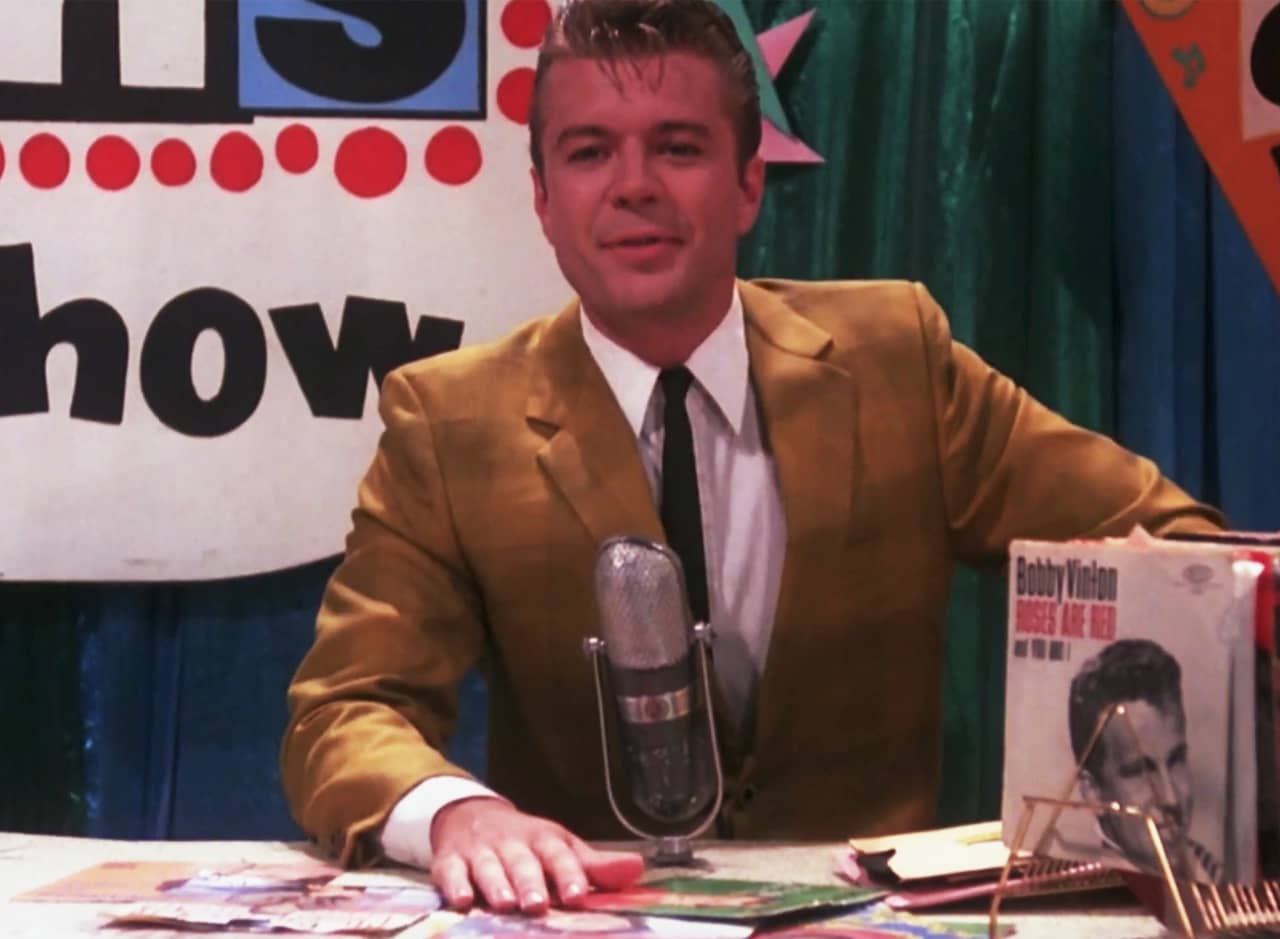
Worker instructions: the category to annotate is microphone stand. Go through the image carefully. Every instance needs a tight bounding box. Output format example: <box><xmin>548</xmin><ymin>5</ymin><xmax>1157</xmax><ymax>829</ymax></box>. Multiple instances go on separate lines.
<box><xmin>583</xmin><ymin>622</ymin><xmax>725</xmax><ymax>866</ymax></box>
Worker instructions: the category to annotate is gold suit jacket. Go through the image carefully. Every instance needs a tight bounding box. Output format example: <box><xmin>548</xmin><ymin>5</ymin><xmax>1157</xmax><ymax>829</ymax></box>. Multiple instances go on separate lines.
<box><xmin>281</xmin><ymin>279</ymin><xmax>1221</xmax><ymax>865</ymax></box>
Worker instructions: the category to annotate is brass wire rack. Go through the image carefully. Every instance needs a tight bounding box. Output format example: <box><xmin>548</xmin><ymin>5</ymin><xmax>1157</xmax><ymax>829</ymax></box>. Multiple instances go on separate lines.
<box><xmin>992</xmin><ymin>703</ymin><xmax>1280</xmax><ymax>937</ymax></box>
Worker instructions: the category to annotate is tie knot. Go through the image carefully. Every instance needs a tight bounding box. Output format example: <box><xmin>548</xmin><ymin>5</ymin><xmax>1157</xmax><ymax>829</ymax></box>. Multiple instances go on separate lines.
<box><xmin>658</xmin><ymin>366</ymin><xmax>694</xmax><ymax>404</ymax></box>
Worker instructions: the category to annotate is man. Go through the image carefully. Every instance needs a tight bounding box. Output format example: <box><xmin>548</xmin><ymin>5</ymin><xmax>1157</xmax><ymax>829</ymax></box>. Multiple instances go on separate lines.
<box><xmin>281</xmin><ymin>0</ymin><xmax>1221</xmax><ymax>916</ymax></box>
<box><xmin>1069</xmin><ymin>638</ymin><xmax>1220</xmax><ymax>882</ymax></box>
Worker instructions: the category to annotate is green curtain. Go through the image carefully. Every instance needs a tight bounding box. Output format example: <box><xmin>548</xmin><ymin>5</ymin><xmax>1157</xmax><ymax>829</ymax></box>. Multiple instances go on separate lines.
<box><xmin>737</xmin><ymin>0</ymin><xmax>1114</xmax><ymax>823</ymax></box>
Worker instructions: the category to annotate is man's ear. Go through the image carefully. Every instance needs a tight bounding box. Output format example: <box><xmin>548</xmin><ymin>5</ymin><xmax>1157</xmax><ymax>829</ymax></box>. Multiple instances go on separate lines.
<box><xmin>1078</xmin><ymin>768</ymin><xmax>1103</xmax><ymax>805</ymax></box>
<box><xmin>531</xmin><ymin>166</ymin><xmax>551</xmax><ymax>240</ymax></box>
<box><xmin>1078</xmin><ymin>768</ymin><xmax>1120</xmax><ymax>843</ymax></box>
<box><xmin>736</xmin><ymin>154</ymin><xmax>765</xmax><ymax>235</ymax></box>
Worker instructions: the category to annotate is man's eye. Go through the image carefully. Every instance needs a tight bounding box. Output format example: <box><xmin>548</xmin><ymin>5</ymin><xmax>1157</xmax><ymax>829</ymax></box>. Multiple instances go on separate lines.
<box><xmin>567</xmin><ymin>146</ymin><xmax>607</xmax><ymax>164</ymax></box>
<box><xmin>661</xmin><ymin>141</ymin><xmax>703</xmax><ymax>158</ymax></box>
<box><xmin>1118</xmin><ymin>757</ymin><xmax>1157</xmax><ymax>779</ymax></box>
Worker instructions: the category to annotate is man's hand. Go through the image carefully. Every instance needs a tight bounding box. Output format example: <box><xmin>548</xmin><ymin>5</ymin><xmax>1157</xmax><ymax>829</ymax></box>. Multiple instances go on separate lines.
<box><xmin>430</xmin><ymin>797</ymin><xmax>644</xmax><ymax>914</ymax></box>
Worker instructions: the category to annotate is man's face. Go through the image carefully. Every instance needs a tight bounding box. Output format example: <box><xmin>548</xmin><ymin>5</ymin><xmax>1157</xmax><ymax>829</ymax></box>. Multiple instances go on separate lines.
<box><xmin>1081</xmin><ymin>698</ymin><xmax>1193</xmax><ymax>873</ymax></box>
<box><xmin>531</xmin><ymin>52</ymin><xmax>764</xmax><ymax>352</ymax></box>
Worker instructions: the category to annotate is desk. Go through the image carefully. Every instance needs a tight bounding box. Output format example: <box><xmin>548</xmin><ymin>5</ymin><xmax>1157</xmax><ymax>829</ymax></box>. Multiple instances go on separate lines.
<box><xmin>0</xmin><ymin>833</ymin><xmax>1172</xmax><ymax>938</ymax></box>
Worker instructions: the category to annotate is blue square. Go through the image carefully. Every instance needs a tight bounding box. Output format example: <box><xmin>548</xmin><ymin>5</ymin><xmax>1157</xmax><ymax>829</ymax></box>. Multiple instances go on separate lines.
<box><xmin>237</xmin><ymin>0</ymin><xmax>484</xmax><ymax>117</ymax></box>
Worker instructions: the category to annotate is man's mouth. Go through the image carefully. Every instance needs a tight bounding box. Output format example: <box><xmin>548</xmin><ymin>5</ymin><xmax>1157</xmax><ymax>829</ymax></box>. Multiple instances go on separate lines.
<box><xmin>1154</xmin><ymin>812</ymin><xmax>1185</xmax><ymax>842</ymax></box>
<box><xmin>603</xmin><ymin>233</ymin><xmax>681</xmax><ymax>249</ymax></box>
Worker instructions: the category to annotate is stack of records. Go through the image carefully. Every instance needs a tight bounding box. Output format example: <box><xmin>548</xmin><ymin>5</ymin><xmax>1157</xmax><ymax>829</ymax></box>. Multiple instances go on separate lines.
<box><xmin>1001</xmin><ymin>529</ymin><xmax>1280</xmax><ymax>888</ymax></box>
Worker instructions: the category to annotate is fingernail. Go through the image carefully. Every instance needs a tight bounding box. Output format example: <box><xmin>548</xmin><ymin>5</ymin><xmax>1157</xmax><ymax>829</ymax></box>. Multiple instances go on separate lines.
<box><xmin>562</xmin><ymin>882</ymin><xmax>585</xmax><ymax>901</ymax></box>
<box><xmin>498</xmin><ymin>888</ymin><xmax>516</xmax><ymax>905</ymax></box>
<box><xmin>524</xmin><ymin>890</ymin><xmax>547</xmax><ymax>908</ymax></box>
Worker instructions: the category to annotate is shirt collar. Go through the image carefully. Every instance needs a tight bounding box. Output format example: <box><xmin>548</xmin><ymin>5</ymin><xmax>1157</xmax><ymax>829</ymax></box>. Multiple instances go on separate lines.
<box><xmin>579</xmin><ymin>289</ymin><xmax>750</xmax><ymax>437</ymax></box>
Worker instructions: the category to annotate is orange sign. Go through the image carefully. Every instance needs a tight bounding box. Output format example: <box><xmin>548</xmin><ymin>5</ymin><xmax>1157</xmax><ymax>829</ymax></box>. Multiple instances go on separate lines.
<box><xmin>1121</xmin><ymin>0</ymin><xmax>1280</xmax><ymax>298</ymax></box>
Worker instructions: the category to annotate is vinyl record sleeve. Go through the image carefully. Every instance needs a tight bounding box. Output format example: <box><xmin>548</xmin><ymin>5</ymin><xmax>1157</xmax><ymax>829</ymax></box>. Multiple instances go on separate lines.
<box><xmin>1001</xmin><ymin>537</ymin><xmax>1260</xmax><ymax>884</ymax></box>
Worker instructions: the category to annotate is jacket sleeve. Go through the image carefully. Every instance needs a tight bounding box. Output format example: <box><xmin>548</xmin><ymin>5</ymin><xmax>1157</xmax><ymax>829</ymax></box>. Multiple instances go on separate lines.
<box><xmin>280</xmin><ymin>368</ymin><xmax>488</xmax><ymax>867</ymax></box>
<box><xmin>914</xmin><ymin>282</ymin><xmax>1224</xmax><ymax>564</ymax></box>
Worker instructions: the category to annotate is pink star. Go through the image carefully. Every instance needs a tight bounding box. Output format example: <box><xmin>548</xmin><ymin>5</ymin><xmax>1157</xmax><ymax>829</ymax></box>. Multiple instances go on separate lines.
<box><xmin>756</xmin><ymin>11</ymin><xmax>822</xmax><ymax>164</ymax></box>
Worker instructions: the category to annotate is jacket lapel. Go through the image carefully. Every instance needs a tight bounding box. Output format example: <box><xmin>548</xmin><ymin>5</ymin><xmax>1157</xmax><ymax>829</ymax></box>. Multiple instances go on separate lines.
<box><xmin>740</xmin><ymin>282</ymin><xmax>859</xmax><ymax>756</ymax></box>
<box><xmin>527</xmin><ymin>302</ymin><xmax>665</xmax><ymax>547</ymax></box>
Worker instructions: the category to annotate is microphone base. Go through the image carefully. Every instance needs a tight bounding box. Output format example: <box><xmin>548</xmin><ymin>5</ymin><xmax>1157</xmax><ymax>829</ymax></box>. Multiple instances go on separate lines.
<box><xmin>649</xmin><ymin>836</ymin><xmax>696</xmax><ymax>867</ymax></box>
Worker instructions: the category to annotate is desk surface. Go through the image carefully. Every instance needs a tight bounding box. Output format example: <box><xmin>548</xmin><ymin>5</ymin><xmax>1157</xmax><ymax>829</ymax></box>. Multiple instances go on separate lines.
<box><xmin>0</xmin><ymin>833</ymin><xmax>1173</xmax><ymax>938</ymax></box>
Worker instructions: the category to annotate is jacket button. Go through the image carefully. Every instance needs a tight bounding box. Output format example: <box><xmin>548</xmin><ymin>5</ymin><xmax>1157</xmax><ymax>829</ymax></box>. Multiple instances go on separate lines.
<box><xmin>739</xmin><ymin>783</ymin><xmax>758</xmax><ymax>808</ymax></box>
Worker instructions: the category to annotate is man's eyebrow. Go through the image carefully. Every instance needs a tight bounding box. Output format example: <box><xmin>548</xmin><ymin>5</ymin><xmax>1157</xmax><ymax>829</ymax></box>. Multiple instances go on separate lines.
<box><xmin>554</xmin><ymin>125</ymin><xmax>610</xmax><ymax>149</ymax></box>
<box><xmin>552</xmin><ymin>121</ymin><xmax>714</xmax><ymax>152</ymax></box>
<box><xmin>656</xmin><ymin>121</ymin><xmax>711</xmax><ymax>137</ymax></box>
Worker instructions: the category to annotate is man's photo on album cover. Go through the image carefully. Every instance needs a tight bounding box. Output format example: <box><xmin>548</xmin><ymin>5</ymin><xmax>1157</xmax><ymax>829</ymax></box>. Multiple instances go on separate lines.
<box><xmin>1069</xmin><ymin>638</ymin><xmax>1221</xmax><ymax>882</ymax></box>
<box><xmin>1002</xmin><ymin>539</ymin><xmax>1258</xmax><ymax>884</ymax></box>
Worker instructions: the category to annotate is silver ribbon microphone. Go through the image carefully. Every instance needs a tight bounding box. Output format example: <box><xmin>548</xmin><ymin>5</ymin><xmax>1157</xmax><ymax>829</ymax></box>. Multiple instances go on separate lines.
<box><xmin>584</xmin><ymin>536</ymin><xmax>724</xmax><ymax>865</ymax></box>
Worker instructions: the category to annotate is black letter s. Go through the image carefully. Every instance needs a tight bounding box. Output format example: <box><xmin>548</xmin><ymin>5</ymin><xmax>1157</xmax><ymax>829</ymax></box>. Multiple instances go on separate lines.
<box><xmin>254</xmin><ymin>0</ymin><xmax>467</xmax><ymax>103</ymax></box>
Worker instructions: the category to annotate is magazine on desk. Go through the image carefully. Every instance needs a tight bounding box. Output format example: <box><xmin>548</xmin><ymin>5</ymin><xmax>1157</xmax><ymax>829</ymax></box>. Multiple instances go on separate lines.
<box><xmin>1001</xmin><ymin>533</ymin><xmax>1277</xmax><ymax>886</ymax></box>
<box><xmin>577</xmin><ymin>877</ymin><xmax>882</xmax><ymax>921</ymax></box>
<box><xmin>13</xmin><ymin>858</ymin><xmax>442</xmax><ymax>934</ymax></box>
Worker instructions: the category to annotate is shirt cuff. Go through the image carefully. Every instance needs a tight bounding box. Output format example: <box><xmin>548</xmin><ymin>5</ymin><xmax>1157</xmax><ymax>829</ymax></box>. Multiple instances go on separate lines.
<box><xmin>380</xmin><ymin>777</ymin><xmax>504</xmax><ymax>870</ymax></box>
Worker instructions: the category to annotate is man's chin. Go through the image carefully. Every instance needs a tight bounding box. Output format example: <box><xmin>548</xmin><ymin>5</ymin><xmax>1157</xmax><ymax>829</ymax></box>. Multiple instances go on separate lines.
<box><xmin>1129</xmin><ymin>835</ymin><xmax>1189</xmax><ymax>873</ymax></box>
<box><xmin>598</xmin><ymin>284</ymin><xmax>690</xmax><ymax>320</ymax></box>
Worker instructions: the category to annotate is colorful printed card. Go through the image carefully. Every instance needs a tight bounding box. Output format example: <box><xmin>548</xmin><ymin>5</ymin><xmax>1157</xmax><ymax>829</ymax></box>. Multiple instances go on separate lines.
<box><xmin>762</xmin><ymin>902</ymin><xmax>1007</xmax><ymax>939</ymax></box>
<box><xmin>578</xmin><ymin>878</ymin><xmax>883</xmax><ymax>921</ymax></box>
<box><xmin>14</xmin><ymin>858</ymin><xmax>441</xmax><ymax>935</ymax></box>
<box><xmin>441</xmin><ymin>909</ymin><xmax>755</xmax><ymax>939</ymax></box>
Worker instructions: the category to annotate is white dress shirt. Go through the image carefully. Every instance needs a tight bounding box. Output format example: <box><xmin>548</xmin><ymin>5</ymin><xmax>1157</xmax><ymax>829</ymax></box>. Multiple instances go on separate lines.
<box><xmin>381</xmin><ymin>290</ymin><xmax>787</xmax><ymax>868</ymax></box>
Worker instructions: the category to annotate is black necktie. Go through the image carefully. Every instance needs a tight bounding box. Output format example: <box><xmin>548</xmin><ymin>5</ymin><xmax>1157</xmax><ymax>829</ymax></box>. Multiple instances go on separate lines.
<box><xmin>658</xmin><ymin>367</ymin><xmax>709</xmax><ymax>625</ymax></box>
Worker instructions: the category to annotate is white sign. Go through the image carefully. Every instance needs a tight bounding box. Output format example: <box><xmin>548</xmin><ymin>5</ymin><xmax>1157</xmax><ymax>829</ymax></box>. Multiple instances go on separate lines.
<box><xmin>0</xmin><ymin>0</ymin><xmax>569</xmax><ymax>580</ymax></box>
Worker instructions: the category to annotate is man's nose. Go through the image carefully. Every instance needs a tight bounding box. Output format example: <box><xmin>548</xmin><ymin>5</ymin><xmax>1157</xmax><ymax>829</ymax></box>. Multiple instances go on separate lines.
<box><xmin>1151</xmin><ymin>767</ymin><xmax>1185</xmax><ymax>817</ymax></box>
<box><xmin>609</xmin><ymin>144</ymin><xmax>659</xmax><ymax>206</ymax></box>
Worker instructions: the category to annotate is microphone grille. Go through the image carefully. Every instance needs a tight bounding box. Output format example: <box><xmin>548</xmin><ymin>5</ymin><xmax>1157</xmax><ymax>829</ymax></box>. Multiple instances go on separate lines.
<box><xmin>593</xmin><ymin>536</ymin><xmax>693</xmax><ymax>670</ymax></box>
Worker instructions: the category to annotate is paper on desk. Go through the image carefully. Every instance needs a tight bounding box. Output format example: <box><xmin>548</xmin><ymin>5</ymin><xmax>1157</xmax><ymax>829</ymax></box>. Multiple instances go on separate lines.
<box><xmin>440</xmin><ymin>908</ymin><xmax>755</xmax><ymax>939</ymax></box>
<box><xmin>13</xmin><ymin>858</ymin><xmax>441</xmax><ymax>935</ymax></box>
<box><xmin>841</xmin><ymin>822</ymin><xmax>1123</xmax><ymax>911</ymax></box>
<box><xmin>109</xmin><ymin>900</ymin><xmax>424</xmax><ymax>934</ymax></box>
<box><xmin>332</xmin><ymin>868</ymin><xmax>438</xmax><ymax>889</ymax></box>
<box><xmin>13</xmin><ymin>859</ymin><xmax>343</xmax><ymax>903</ymax></box>
<box><xmin>578</xmin><ymin>878</ymin><xmax>883</xmax><ymax>921</ymax></box>
<box><xmin>847</xmin><ymin>821</ymin><xmax>1008</xmax><ymax>883</ymax></box>
<box><xmin>760</xmin><ymin>901</ymin><xmax>1009</xmax><ymax>938</ymax></box>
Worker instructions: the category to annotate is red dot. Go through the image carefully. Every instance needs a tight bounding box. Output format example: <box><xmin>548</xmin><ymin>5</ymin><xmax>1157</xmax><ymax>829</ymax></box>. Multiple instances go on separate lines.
<box><xmin>151</xmin><ymin>138</ymin><xmax>196</xmax><ymax>186</ymax></box>
<box><xmin>425</xmin><ymin>126</ymin><xmax>482</xmax><ymax>186</ymax></box>
<box><xmin>497</xmin><ymin>68</ymin><xmax>536</xmax><ymax>125</ymax></box>
<box><xmin>334</xmin><ymin>127</ymin><xmax>406</xmax><ymax>198</ymax></box>
<box><xmin>0</xmin><ymin>141</ymin><xmax>5</xmax><ymax>180</ymax></box>
<box><xmin>276</xmin><ymin>123</ymin><xmax>318</xmax><ymax>174</ymax></box>
<box><xmin>20</xmin><ymin>134</ymin><xmax>71</xmax><ymax>189</ymax></box>
<box><xmin>86</xmin><ymin>135</ymin><xmax>140</xmax><ymax>190</ymax></box>
<box><xmin>210</xmin><ymin>131</ymin><xmax>264</xmax><ymax>192</ymax></box>
<box><xmin>501</xmin><ymin>0</ymin><xmax>551</xmax><ymax>48</ymax></box>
